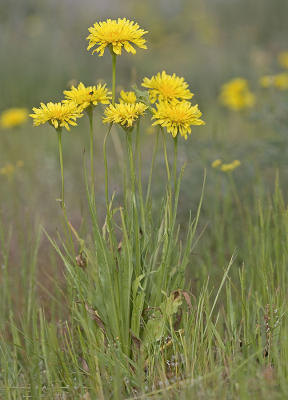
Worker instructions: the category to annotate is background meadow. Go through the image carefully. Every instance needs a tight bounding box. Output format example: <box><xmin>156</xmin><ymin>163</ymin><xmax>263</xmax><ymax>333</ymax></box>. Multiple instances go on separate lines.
<box><xmin>1</xmin><ymin>0</ymin><xmax>288</xmax><ymax>398</ymax></box>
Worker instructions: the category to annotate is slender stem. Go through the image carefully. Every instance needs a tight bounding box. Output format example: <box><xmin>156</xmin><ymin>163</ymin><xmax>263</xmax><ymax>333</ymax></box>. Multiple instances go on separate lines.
<box><xmin>136</xmin><ymin>120</ymin><xmax>146</xmax><ymax>233</ymax></box>
<box><xmin>162</xmin><ymin>128</ymin><xmax>171</xmax><ymax>183</ymax></box>
<box><xmin>112</xmin><ymin>53</ymin><xmax>117</xmax><ymax>105</ymax></box>
<box><xmin>173</xmin><ymin>135</ymin><xmax>178</xmax><ymax>193</ymax></box>
<box><xmin>145</xmin><ymin>129</ymin><xmax>159</xmax><ymax>206</ymax></box>
<box><xmin>87</xmin><ymin>107</ymin><xmax>95</xmax><ymax>200</ymax></box>
<box><xmin>126</xmin><ymin>131</ymin><xmax>135</xmax><ymax>194</ymax></box>
<box><xmin>103</xmin><ymin>123</ymin><xmax>113</xmax><ymax>208</ymax></box>
<box><xmin>57</xmin><ymin>128</ymin><xmax>65</xmax><ymax>209</ymax></box>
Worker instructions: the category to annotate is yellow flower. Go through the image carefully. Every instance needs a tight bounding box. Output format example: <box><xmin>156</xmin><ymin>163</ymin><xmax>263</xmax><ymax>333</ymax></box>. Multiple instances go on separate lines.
<box><xmin>63</xmin><ymin>82</ymin><xmax>111</xmax><ymax>111</ymax></box>
<box><xmin>16</xmin><ymin>160</ymin><xmax>24</xmax><ymax>168</ymax></box>
<box><xmin>274</xmin><ymin>73</ymin><xmax>288</xmax><ymax>90</ymax></box>
<box><xmin>259</xmin><ymin>75</ymin><xmax>275</xmax><ymax>88</ymax></box>
<box><xmin>87</xmin><ymin>18</ymin><xmax>148</xmax><ymax>56</ymax></box>
<box><xmin>152</xmin><ymin>100</ymin><xmax>205</xmax><ymax>139</ymax></box>
<box><xmin>30</xmin><ymin>102</ymin><xmax>83</xmax><ymax>131</ymax></box>
<box><xmin>0</xmin><ymin>108</ymin><xmax>28</xmax><ymax>128</ymax></box>
<box><xmin>119</xmin><ymin>90</ymin><xmax>137</xmax><ymax>104</ymax></box>
<box><xmin>278</xmin><ymin>51</ymin><xmax>288</xmax><ymax>69</ymax></box>
<box><xmin>142</xmin><ymin>71</ymin><xmax>193</xmax><ymax>104</ymax></box>
<box><xmin>0</xmin><ymin>163</ymin><xmax>15</xmax><ymax>177</ymax></box>
<box><xmin>219</xmin><ymin>78</ymin><xmax>255</xmax><ymax>111</ymax></box>
<box><xmin>211</xmin><ymin>159</ymin><xmax>222</xmax><ymax>168</ymax></box>
<box><xmin>103</xmin><ymin>102</ymin><xmax>147</xmax><ymax>128</ymax></box>
<box><xmin>220</xmin><ymin>160</ymin><xmax>241</xmax><ymax>172</ymax></box>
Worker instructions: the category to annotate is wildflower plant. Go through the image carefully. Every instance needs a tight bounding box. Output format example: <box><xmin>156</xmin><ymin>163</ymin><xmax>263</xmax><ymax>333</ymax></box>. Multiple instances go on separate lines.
<box><xmin>29</xmin><ymin>18</ymin><xmax>206</xmax><ymax>395</ymax></box>
<box><xmin>30</xmin><ymin>101</ymin><xmax>83</xmax><ymax>208</ymax></box>
<box><xmin>63</xmin><ymin>82</ymin><xmax>111</xmax><ymax>198</ymax></box>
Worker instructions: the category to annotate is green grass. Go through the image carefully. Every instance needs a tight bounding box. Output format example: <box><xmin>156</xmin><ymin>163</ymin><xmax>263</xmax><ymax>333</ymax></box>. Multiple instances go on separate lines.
<box><xmin>1</xmin><ymin>141</ymin><xmax>288</xmax><ymax>399</ymax></box>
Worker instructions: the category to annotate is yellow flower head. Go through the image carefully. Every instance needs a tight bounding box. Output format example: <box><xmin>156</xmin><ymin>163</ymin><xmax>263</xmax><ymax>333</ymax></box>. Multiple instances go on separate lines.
<box><xmin>0</xmin><ymin>163</ymin><xmax>15</xmax><ymax>178</ymax></box>
<box><xmin>219</xmin><ymin>78</ymin><xmax>255</xmax><ymax>111</ymax></box>
<box><xmin>103</xmin><ymin>102</ymin><xmax>147</xmax><ymax>128</ymax></box>
<box><xmin>142</xmin><ymin>71</ymin><xmax>193</xmax><ymax>104</ymax></box>
<box><xmin>259</xmin><ymin>75</ymin><xmax>275</xmax><ymax>88</ymax></box>
<box><xmin>0</xmin><ymin>108</ymin><xmax>28</xmax><ymax>129</ymax></box>
<box><xmin>278</xmin><ymin>51</ymin><xmax>288</xmax><ymax>69</ymax></box>
<box><xmin>119</xmin><ymin>90</ymin><xmax>137</xmax><ymax>104</ymax></box>
<box><xmin>30</xmin><ymin>102</ymin><xmax>83</xmax><ymax>131</ymax></box>
<box><xmin>211</xmin><ymin>159</ymin><xmax>222</xmax><ymax>168</ymax></box>
<box><xmin>152</xmin><ymin>100</ymin><xmax>205</xmax><ymax>139</ymax></box>
<box><xmin>63</xmin><ymin>82</ymin><xmax>111</xmax><ymax>111</ymax></box>
<box><xmin>274</xmin><ymin>73</ymin><xmax>288</xmax><ymax>90</ymax></box>
<box><xmin>87</xmin><ymin>18</ymin><xmax>148</xmax><ymax>57</ymax></box>
<box><xmin>220</xmin><ymin>160</ymin><xmax>241</xmax><ymax>172</ymax></box>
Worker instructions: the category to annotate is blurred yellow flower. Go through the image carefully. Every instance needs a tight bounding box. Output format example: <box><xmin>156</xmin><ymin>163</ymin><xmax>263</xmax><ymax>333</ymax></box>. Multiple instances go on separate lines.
<box><xmin>16</xmin><ymin>160</ymin><xmax>24</xmax><ymax>168</ymax></box>
<box><xmin>211</xmin><ymin>159</ymin><xmax>222</xmax><ymax>168</ymax></box>
<box><xmin>119</xmin><ymin>90</ymin><xmax>137</xmax><ymax>104</ymax></box>
<box><xmin>0</xmin><ymin>160</ymin><xmax>23</xmax><ymax>179</ymax></box>
<box><xmin>142</xmin><ymin>71</ymin><xmax>193</xmax><ymax>104</ymax></box>
<box><xmin>259</xmin><ymin>75</ymin><xmax>275</xmax><ymax>88</ymax></box>
<box><xmin>219</xmin><ymin>78</ymin><xmax>255</xmax><ymax>111</ymax></box>
<box><xmin>87</xmin><ymin>18</ymin><xmax>148</xmax><ymax>56</ymax></box>
<box><xmin>274</xmin><ymin>73</ymin><xmax>288</xmax><ymax>90</ymax></box>
<box><xmin>30</xmin><ymin>102</ymin><xmax>83</xmax><ymax>131</ymax></box>
<box><xmin>0</xmin><ymin>108</ymin><xmax>28</xmax><ymax>129</ymax></box>
<box><xmin>0</xmin><ymin>163</ymin><xmax>15</xmax><ymax>177</ymax></box>
<box><xmin>152</xmin><ymin>100</ymin><xmax>205</xmax><ymax>139</ymax></box>
<box><xmin>220</xmin><ymin>160</ymin><xmax>241</xmax><ymax>172</ymax></box>
<box><xmin>103</xmin><ymin>102</ymin><xmax>147</xmax><ymax>128</ymax></box>
<box><xmin>63</xmin><ymin>82</ymin><xmax>111</xmax><ymax>111</ymax></box>
<box><xmin>278</xmin><ymin>51</ymin><xmax>288</xmax><ymax>69</ymax></box>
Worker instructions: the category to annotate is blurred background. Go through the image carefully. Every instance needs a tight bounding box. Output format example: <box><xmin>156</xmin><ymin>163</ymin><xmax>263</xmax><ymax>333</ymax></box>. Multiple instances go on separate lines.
<box><xmin>1</xmin><ymin>0</ymin><xmax>288</xmax><ymax>297</ymax></box>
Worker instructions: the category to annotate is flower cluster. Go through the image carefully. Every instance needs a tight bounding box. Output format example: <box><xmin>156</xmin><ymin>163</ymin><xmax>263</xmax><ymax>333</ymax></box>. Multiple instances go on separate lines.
<box><xmin>0</xmin><ymin>108</ymin><xmax>28</xmax><ymax>129</ymax></box>
<box><xmin>141</xmin><ymin>71</ymin><xmax>204</xmax><ymax>139</ymax></box>
<box><xmin>28</xmin><ymin>19</ymin><xmax>205</xmax><ymax>139</ymax></box>
<box><xmin>212</xmin><ymin>159</ymin><xmax>241</xmax><ymax>172</ymax></box>
<box><xmin>219</xmin><ymin>78</ymin><xmax>255</xmax><ymax>111</ymax></box>
<box><xmin>259</xmin><ymin>50</ymin><xmax>288</xmax><ymax>91</ymax></box>
<box><xmin>30</xmin><ymin>82</ymin><xmax>112</xmax><ymax>131</ymax></box>
<box><xmin>260</xmin><ymin>73</ymin><xmax>288</xmax><ymax>90</ymax></box>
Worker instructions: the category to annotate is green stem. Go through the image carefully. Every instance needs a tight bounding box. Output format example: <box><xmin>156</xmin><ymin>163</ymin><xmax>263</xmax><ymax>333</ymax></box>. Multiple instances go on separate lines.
<box><xmin>103</xmin><ymin>123</ymin><xmax>113</xmax><ymax>209</ymax></box>
<box><xmin>112</xmin><ymin>53</ymin><xmax>117</xmax><ymax>105</ymax></box>
<box><xmin>145</xmin><ymin>129</ymin><xmax>159</xmax><ymax>206</ymax></box>
<box><xmin>162</xmin><ymin>128</ymin><xmax>171</xmax><ymax>183</ymax></box>
<box><xmin>57</xmin><ymin>128</ymin><xmax>65</xmax><ymax>209</ymax></box>
<box><xmin>136</xmin><ymin>120</ymin><xmax>146</xmax><ymax>232</ymax></box>
<box><xmin>87</xmin><ymin>107</ymin><xmax>94</xmax><ymax>200</ymax></box>
<box><xmin>173</xmin><ymin>135</ymin><xmax>178</xmax><ymax>193</ymax></box>
<box><xmin>126</xmin><ymin>131</ymin><xmax>135</xmax><ymax>194</ymax></box>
